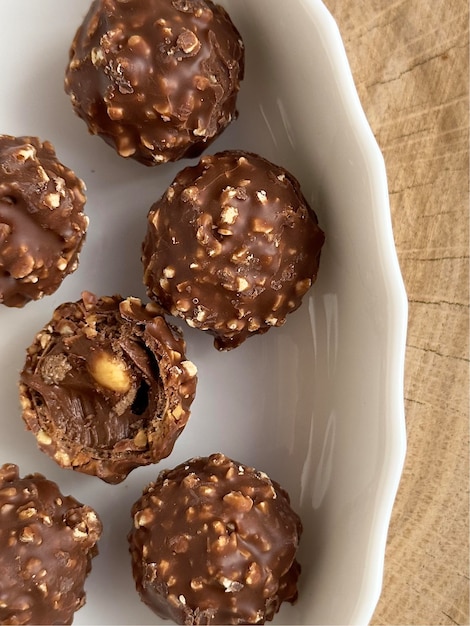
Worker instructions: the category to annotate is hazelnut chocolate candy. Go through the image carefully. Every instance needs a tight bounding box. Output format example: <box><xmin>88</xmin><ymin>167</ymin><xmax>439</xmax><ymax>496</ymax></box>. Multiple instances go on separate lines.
<box><xmin>0</xmin><ymin>135</ymin><xmax>88</xmax><ymax>308</ymax></box>
<box><xmin>64</xmin><ymin>0</ymin><xmax>244</xmax><ymax>165</ymax></box>
<box><xmin>0</xmin><ymin>463</ymin><xmax>102</xmax><ymax>625</ymax></box>
<box><xmin>142</xmin><ymin>150</ymin><xmax>325</xmax><ymax>350</ymax></box>
<box><xmin>19</xmin><ymin>292</ymin><xmax>197</xmax><ymax>484</ymax></box>
<box><xmin>128</xmin><ymin>453</ymin><xmax>302</xmax><ymax>625</ymax></box>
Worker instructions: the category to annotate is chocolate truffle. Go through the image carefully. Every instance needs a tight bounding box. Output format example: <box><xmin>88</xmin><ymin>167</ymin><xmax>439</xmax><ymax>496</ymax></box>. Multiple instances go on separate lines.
<box><xmin>0</xmin><ymin>463</ymin><xmax>102</xmax><ymax>625</ymax></box>
<box><xmin>64</xmin><ymin>0</ymin><xmax>244</xmax><ymax>165</ymax></box>
<box><xmin>19</xmin><ymin>292</ymin><xmax>197</xmax><ymax>484</ymax></box>
<box><xmin>0</xmin><ymin>135</ymin><xmax>88</xmax><ymax>308</ymax></box>
<box><xmin>128</xmin><ymin>453</ymin><xmax>302</xmax><ymax>625</ymax></box>
<box><xmin>142</xmin><ymin>150</ymin><xmax>325</xmax><ymax>350</ymax></box>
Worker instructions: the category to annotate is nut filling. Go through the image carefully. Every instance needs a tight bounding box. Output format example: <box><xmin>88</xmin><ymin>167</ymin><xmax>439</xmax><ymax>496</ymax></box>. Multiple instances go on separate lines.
<box><xmin>64</xmin><ymin>0</ymin><xmax>245</xmax><ymax>165</ymax></box>
<box><xmin>128</xmin><ymin>453</ymin><xmax>302</xmax><ymax>625</ymax></box>
<box><xmin>142</xmin><ymin>150</ymin><xmax>325</xmax><ymax>350</ymax></box>
<box><xmin>19</xmin><ymin>292</ymin><xmax>197</xmax><ymax>484</ymax></box>
<box><xmin>0</xmin><ymin>463</ymin><xmax>102</xmax><ymax>625</ymax></box>
<box><xmin>0</xmin><ymin>134</ymin><xmax>88</xmax><ymax>308</ymax></box>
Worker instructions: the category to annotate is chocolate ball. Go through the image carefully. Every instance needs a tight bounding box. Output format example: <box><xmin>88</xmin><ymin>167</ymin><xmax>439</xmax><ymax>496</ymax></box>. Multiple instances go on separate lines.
<box><xmin>64</xmin><ymin>0</ymin><xmax>244</xmax><ymax>165</ymax></box>
<box><xmin>0</xmin><ymin>135</ymin><xmax>88</xmax><ymax>308</ymax></box>
<box><xmin>19</xmin><ymin>292</ymin><xmax>197</xmax><ymax>484</ymax></box>
<box><xmin>142</xmin><ymin>150</ymin><xmax>325</xmax><ymax>350</ymax></box>
<box><xmin>128</xmin><ymin>453</ymin><xmax>302</xmax><ymax>625</ymax></box>
<box><xmin>0</xmin><ymin>463</ymin><xmax>102</xmax><ymax>625</ymax></box>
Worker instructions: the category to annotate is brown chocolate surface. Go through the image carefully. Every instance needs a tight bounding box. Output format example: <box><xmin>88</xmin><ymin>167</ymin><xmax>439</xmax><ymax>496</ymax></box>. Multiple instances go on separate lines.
<box><xmin>0</xmin><ymin>135</ymin><xmax>88</xmax><ymax>308</ymax></box>
<box><xmin>142</xmin><ymin>150</ymin><xmax>325</xmax><ymax>350</ymax></box>
<box><xmin>64</xmin><ymin>0</ymin><xmax>244</xmax><ymax>165</ymax></box>
<box><xmin>19</xmin><ymin>292</ymin><xmax>197</xmax><ymax>484</ymax></box>
<box><xmin>128</xmin><ymin>453</ymin><xmax>302</xmax><ymax>625</ymax></box>
<box><xmin>0</xmin><ymin>463</ymin><xmax>101</xmax><ymax>625</ymax></box>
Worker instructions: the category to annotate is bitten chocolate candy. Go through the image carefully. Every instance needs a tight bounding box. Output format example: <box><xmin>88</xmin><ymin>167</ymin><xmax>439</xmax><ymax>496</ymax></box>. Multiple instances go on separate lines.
<box><xmin>0</xmin><ymin>463</ymin><xmax>102</xmax><ymax>625</ymax></box>
<box><xmin>142</xmin><ymin>150</ymin><xmax>325</xmax><ymax>350</ymax></box>
<box><xmin>0</xmin><ymin>135</ymin><xmax>88</xmax><ymax>308</ymax></box>
<box><xmin>19</xmin><ymin>292</ymin><xmax>197</xmax><ymax>484</ymax></box>
<box><xmin>128</xmin><ymin>453</ymin><xmax>302</xmax><ymax>625</ymax></box>
<box><xmin>64</xmin><ymin>0</ymin><xmax>244</xmax><ymax>165</ymax></box>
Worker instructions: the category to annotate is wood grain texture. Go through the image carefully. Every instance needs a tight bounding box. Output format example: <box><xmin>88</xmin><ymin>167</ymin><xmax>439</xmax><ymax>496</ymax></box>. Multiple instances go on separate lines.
<box><xmin>321</xmin><ymin>1</ymin><xmax>469</xmax><ymax>624</ymax></box>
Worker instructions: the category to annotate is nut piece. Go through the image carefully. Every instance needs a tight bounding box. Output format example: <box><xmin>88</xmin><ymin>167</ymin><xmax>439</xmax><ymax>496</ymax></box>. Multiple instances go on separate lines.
<box><xmin>87</xmin><ymin>351</ymin><xmax>131</xmax><ymax>394</ymax></box>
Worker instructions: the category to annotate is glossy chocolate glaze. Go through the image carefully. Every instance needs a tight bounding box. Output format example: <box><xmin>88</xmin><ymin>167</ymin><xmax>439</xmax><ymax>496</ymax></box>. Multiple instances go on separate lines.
<box><xmin>0</xmin><ymin>463</ymin><xmax>101</xmax><ymax>625</ymax></box>
<box><xmin>143</xmin><ymin>150</ymin><xmax>325</xmax><ymax>350</ymax></box>
<box><xmin>128</xmin><ymin>453</ymin><xmax>302</xmax><ymax>625</ymax></box>
<box><xmin>19</xmin><ymin>292</ymin><xmax>197</xmax><ymax>484</ymax></box>
<box><xmin>65</xmin><ymin>0</ymin><xmax>244</xmax><ymax>165</ymax></box>
<box><xmin>0</xmin><ymin>135</ymin><xmax>88</xmax><ymax>307</ymax></box>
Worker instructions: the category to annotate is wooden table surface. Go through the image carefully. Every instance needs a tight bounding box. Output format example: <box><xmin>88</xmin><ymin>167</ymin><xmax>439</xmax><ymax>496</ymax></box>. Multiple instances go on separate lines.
<box><xmin>321</xmin><ymin>1</ymin><xmax>469</xmax><ymax>624</ymax></box>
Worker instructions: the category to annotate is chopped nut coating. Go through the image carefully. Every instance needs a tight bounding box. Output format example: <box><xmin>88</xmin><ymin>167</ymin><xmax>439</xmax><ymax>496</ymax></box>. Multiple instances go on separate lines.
<box><xmin>64</xmin><ymin>0</ymin><xmax>244</xmax><ymax>165</ymax></box>
<box><xmin>0</xmin><ymin>135</ymin><xmax>88</xmax><ymax>308</ymax></box>
<box><xmin>143</xmin><ymin>150</ymin><xmax>325</xmax><ymax>350</ymax></box>
<box><xmin>0</xmin><ymin>464</ymin><xmax>101</xmax><ymax>625</ymax></box>
<box><xmin>128</xmin><ymin>453</ymin><xmax>302</xmax><ymax>624</ymax></box>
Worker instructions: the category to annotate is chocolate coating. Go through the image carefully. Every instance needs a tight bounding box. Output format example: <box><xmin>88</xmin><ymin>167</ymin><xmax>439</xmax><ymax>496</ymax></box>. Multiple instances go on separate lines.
<box><xmin>0</xmin><ymin>135</ymin><xmax>88</xmax><ymax>308</ymax></box>
<box><xmin>142</xmin><ymin>150</ymin><xmax>325</xmax><ymax>350</ymax></box>
<box><xmin>128</xmin><ymin>453</ymin><xmax>302</xmax><ymax>625</ymax></box>
<box><xmin>0</xmin><ymin>463</ymin><xmax>102</xmax><ymax>625</ymax></box>
<box><xmin>64</xmin><ymin>0</ymin><xmax>244</xmax><ymax>165</ymax></box>
<box><xmin>19</xmin><ymin>292</ymin><xmax>197</xmax><ymax>484</ymax></box>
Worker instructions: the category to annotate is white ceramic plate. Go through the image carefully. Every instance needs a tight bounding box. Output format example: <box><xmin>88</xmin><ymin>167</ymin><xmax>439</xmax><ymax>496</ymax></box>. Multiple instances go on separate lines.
<box><xmin>0</xmin><ymin>1</ymin><xmax>407</xmax><ymax>624</ymax></box>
